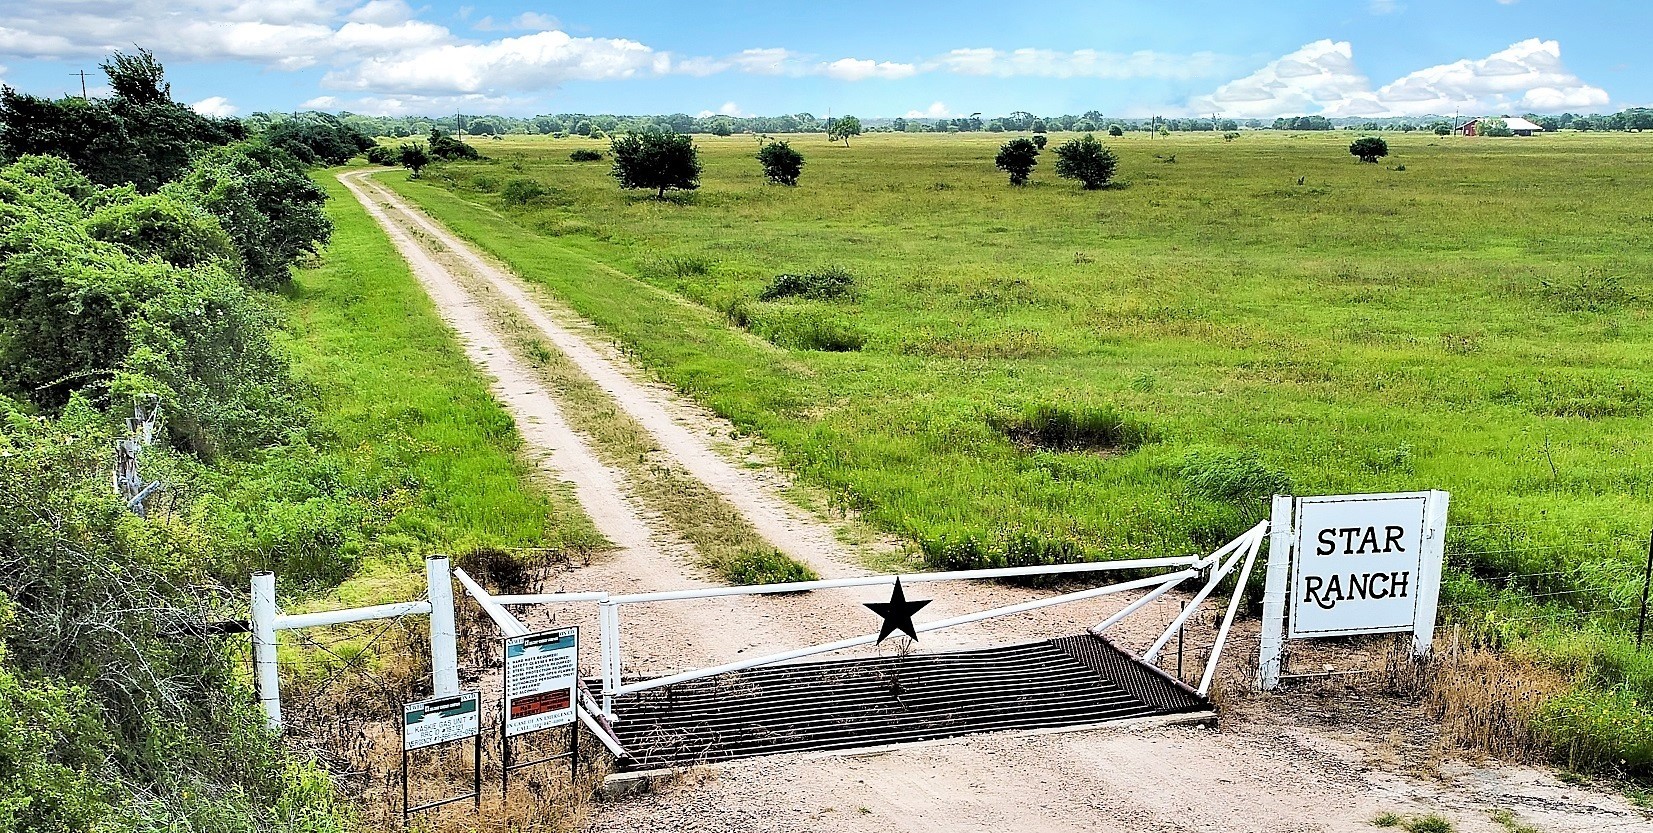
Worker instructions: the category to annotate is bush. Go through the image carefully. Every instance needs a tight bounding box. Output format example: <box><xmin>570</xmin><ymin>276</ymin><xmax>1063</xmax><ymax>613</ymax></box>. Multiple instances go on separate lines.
<box><xmin>168</xmin><ymin>141</ymin><xmax>331</xmax><ymax>290</ymax></box>
<box><xmin>500</xmin><ymin>177</ymin><xmax>546</xmax><ymax>205</ymax></box>
<box><xmin>988</xmin><ymin>403</ymin><xmax>1154</xmax><ymax>452</ymax></box>
<box><xmin>427</xmin><ymin>128</ymin><xmax>481</xmax><ymax>161</ymax></box>
<box><xmin>756</xmin><ymin>140</ymin><xmax>804</xmax><ymax>186</ymax></box>
<box><xmin>397</xmin><ymin>142</ymin><xmax>429</xmax><ymax>178</ymax></box>
<box><xmin>1107</xmin><ymin>124</ymin><xmax>1124</xmax><ymax>137</ymax></box>
<box><xmin>364</xmin><ymin>144</ymin><xmax>397</xmax><ymax>165</ymax></box>
<box><xmin>723</xmin><ymin>549</ymin><xmax>817</xmax><ymax>584</ymax></box>
<box><xmin>568</xmin><ymin>148</ymin><xmax>602</xmax><ymax>162</ymax></box>
<box><xmin>1031</xmin><ymin>134</ymin><xmax>1048</xmax><ymax>150</ymax></box>
<box><xmin>1350</xmin><ymin>136</ymin><xmax>1389</xmax><ymax>163</ymax></box>
<box><xmin>759</xmin><ymin>266</ymin><xmax>854</xmax><ymax>301</ymax></box>
<box><xmin>1053</xmin><ymin>133</ymin><xmax>1119</xmax><ymax>190</ymax></box>
<box><xmin>994</xmin><ymin>137</ymin><xmax>1040</xmax><ymax>185</ymax></box>
<box><xmin>84</xmin><ymin>192</ymin><xmax>237</xmax><ymax>269</ymax></box>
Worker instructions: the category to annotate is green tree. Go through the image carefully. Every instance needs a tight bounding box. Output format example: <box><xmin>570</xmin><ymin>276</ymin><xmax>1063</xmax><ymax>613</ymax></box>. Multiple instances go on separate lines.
<box><xmin>1031</xmin><ymin>134</ymin><xmax>1048</xmax><ymax>150</ymax></box>
<box><xmin>398</xmin><ymin>142</ymin><xmax>430</xmax><ymax>177</ymax></box>
<box><xmin>994</xmin><ymin>137</ymin><xmax>1040</xmax><ymax>185</ymax></box>
<box><xmin>100</xmin><ymin>49</ymin><xmax>170</xmax><ymax>106</ymax></box>
<box><xmin>1052</xmin><ymin>133</ymin><xmax>1119</xmax><ymax>190</ymax></box>
<box><xmin>1107</xmin><ymin>124</ymin><xmax>1124</xmax><ymax>137</ymax></box>
<box><xmin>827</xmin><ymin>115</ymin><xmax>862</xmax><ymax>147</ymax></box>
<box><xmin>757</xmin><ymin>140</ymin><xmax>804</xmax><ymax>186</ymax></box>
<box><xmin>1349</xmin><ymin>136</ymin><xmax>1389</xmax><ymax>163</ymax></box>
<box><xmin>427</xmin><ymin>128</ymin><xmax>481</xmax><ymax>160</ymax></box>
<box><xmin>1479</xmin><ymin>117</ymin><xmax>1514</xmax><ymax>137</ymax></box>
<box><xmin>610</xmin><ymin>131</ymin><xmax>702</xmax><ymax>198</ymax></box>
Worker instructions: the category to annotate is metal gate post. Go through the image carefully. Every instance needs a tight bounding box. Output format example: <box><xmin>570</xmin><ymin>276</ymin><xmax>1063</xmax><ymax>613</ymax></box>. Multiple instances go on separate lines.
<box><xmin>599</xmin><ymin>599</ymin><xmax>619</xmax><ymax>719</ymax></box>
<box><xmin>426</xmin><ymin>556</ymin><xmax>460</xmax><ymax>697</ymax></box>
<box><xmin>251</xmin><ymin>571</ymin><xmax>282</xmax><ymax>731</ymax></box>
<box><xmin>1411</xmin><ymin>490</ymin><xmax>1450</xmax><ymax>657</ymax></box>
<box><xmin>1256</xmin><ymin>494</ymin><xmax>1293</xmax><ymax>691</ymax></box>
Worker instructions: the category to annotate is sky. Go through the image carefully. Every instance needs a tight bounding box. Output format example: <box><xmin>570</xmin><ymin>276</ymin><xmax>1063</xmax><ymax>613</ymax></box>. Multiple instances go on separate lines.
<box><xmin>0</xmin><ymin>1</ymin><xmax>1645</xmax><ymax>120</ymax></box>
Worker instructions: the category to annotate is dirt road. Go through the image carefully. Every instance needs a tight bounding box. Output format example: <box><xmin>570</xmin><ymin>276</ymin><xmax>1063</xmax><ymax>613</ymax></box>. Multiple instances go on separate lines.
<box><xmin>341</xmin><ymin>170</ymin><xmax>1649</xmax><ymax>833</ymax></box>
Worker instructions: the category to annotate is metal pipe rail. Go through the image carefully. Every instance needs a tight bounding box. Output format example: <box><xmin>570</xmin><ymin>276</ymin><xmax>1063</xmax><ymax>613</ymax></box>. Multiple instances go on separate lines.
<box><xmin>251</xmin><ymin>556</ymin><xmax>460</xmax><ymax>732</ymax></box>
<box><xmin>1142</xmin><ymin>521</ymin><xmax>1268</xmax><ymax>664</ymax></box>
<box><xmin>491</xmin><ymin>556</ymin><xmax>1203</xmax><ymax>607</ymax></box>
<box><xmin>611</xmin><ymin>570</ymin><xmax>1198</xmax><ymax>697</ymax></box>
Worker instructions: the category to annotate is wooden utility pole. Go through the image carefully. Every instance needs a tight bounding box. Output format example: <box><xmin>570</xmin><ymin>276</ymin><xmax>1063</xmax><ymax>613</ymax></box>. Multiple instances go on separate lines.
<box><xmin>72</xmin><ymin>70</ymin><xmax>89</xmax><ymax>99</ymax></box>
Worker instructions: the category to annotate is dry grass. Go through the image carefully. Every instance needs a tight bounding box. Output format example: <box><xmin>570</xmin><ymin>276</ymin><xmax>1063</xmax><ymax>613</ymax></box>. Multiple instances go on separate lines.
<box><xmin>1385</xmin><ymin>630</ymin><xmax>1571</xmax><ymax>763</ymax></box>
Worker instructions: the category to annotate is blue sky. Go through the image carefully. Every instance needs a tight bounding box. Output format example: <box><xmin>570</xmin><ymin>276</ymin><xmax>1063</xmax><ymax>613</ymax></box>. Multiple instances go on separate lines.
<box><xmin>0</xmin><ymin>1</ymin><xmax>1645</xmax><ymax>118</ymax></box>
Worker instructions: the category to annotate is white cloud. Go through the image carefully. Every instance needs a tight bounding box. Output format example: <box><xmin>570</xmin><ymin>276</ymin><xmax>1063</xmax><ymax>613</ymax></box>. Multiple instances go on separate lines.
<box><xmin>818</xmin><ymin>57</ymin><xmax>916</xmax><ymax>81</ymax></box>
<box><xmin>1188</xmin><ymin>38</ymin><xmax>1608</xmax><ymax>119</ymax></box>
<box><xmin>905</xmin><ymin>101</ymin><xmax>952</xmax><ymax>119</ymax></box>
<box><xmin>302</xmin><ymin>94</ymin><xmax>338</xmax><ymax>108</ymax></box>
<box><xmin>190</xmin><ymin>95</ymin><xmax>237</xmax><ymax>116</ymax></box>
<box><xmin>1369</xmin><ymin>0</ymin><xmax>1400</xmax><ymax>13</ymax></box>
<box><xmin>512</xmin><ymin>12</ymin><xmax>558</xmax><ymax>30</ymax></box>
<box><xmin>695</xmin><ymin>102</ymin><xmax>745</xmax><ymax>118</ymax></box>
<box><xmin>927</xmin><ymin>48</ymin><xmax>1232</xmax><ymax>80</ymax></box>
<box><xmin>345</xmin><ymin>0</ymin><xmax>412</xmax><ymax>25</ymax></box>
<box><xmin>324</xmin><ymin>29</ymin><xmax>664</xmax><ymax>94</ymax></box>
<box><xmin>1375</xmin><ymin>38</ymin><xmax>1608</xmax><ymax>115</ymax></box>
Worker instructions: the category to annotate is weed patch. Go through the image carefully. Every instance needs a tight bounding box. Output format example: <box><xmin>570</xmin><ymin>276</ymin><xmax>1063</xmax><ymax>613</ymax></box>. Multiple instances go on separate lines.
<box><xmin>1179</xmin><ymin>450</ymin><xmax>1292</xmax><ymax>504</ymax></box>
<box><xmin>749</xmin><ymin>307</ymin><xmax>867</xmax><ymax>352</ymax></box>
<box><xmin>988</xmin><ymin>403</ymin><xmax>1154</xmax><ymax>453</ymax></box>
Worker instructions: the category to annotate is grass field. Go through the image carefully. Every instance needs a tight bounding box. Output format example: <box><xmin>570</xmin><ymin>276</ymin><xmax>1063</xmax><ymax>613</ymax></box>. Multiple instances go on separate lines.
<box><xmin>278</xmin><ymin>173</ymin><xmax>605</xmax><ymax>603</ymax></box>
<box><xmin>386</xmin><ymin>131</ymin><xmax>1650</xmax><ymax>586</ymax></box>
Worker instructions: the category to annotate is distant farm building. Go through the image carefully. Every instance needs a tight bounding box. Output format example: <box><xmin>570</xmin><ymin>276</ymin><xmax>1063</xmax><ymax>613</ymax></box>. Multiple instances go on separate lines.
<box><xmin>1460</xmin><ymin>117</ymin><xmax>1546</xmax><ymax>137</ymax></box>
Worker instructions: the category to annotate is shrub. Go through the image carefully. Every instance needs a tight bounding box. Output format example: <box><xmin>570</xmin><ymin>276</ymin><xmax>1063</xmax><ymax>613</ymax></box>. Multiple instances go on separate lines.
<box><xmin>1053</xmin><ymin>133</ymin><xmax>1119</xmax><ymax>190</ymax></box>
<box><xmin>756</xmin><ymin>140</ymin><xmax>804</xmax><ymax>186</ymax></box>
<box><xmin>364</xmin><ymin>144</ymin><xmax>397</xmax><ymax>165</ymax></box>
<box><xmin>760</xmin><ymin>266</ymin><xmax>854</xmax><ymax>301</ymax></box>
<box><xmin>167</xmin><ymin>141</ymin><xmax>330</xmax><ymax>290</ymax></box>
<box><xmin>1350</xmin><ymin>136</ymin><xmax>1389</xmax><ymax>163</ymax></box>
<box><xmin>988</xmin><ymin>403</ymin><xmax>1154</xmax><ymax>453</ymax></box>
<box><xmin>723</xmin><ymin>549</ymin><xmax>817</xmax><ymax>584</ymax></box>
<box><xmin>1222</xmin><ymin>131</ymin><xmax>1241</xmax><ymax>141</ymax></box>
<box><xmin>500</xmin><ymin>177</ymin><xmax>546</xmax><ymax>205</ymax></box>
<box><xmin>84</xmin><ymin>192</ymin><xmax>237</xmax><ymax>269</ymax></box>
<box><xmin>1031</xmin><ymin>134</ymin><xmax>1048</xmax><ymax>150</ymax></box>
<box><xmin>1179</xmin><ymin>450</ymin><xmax>1292</xmax><ymax>503</ymax></box>
<box><xmin>569</xmin><ymin>148</ymin><xmax>602</xmax><ymax>161</ymax></box>
<box><xmin>427</xmin><ymin>128</ymin><xmax>481</xmax><ymax>161</ymax></box>
<box><xmin>1107</xmin><ymin>124</ymin><xmax>1124</xmax><ymax>137</ymax></box>
<box><xmin>994</xmin><ymin>137</ymin><xmax>1040</xmax><ymax>185</ymax></box>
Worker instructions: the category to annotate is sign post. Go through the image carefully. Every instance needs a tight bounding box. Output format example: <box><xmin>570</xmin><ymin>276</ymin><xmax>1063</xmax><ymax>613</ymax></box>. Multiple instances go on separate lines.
<box><xmin>1257</xmin><ymin>491</ymin><xmax>1448</xmax><ymax>690</ymax></box>
<box><xmin>502</xmin><ymin>627</ymin><xmax>580</xmax><ymax>792</ymax></box>
<box><xmin>400</xmin><ymin>691</ymin><xmax>482</xmax><ymax>823</ymax></box>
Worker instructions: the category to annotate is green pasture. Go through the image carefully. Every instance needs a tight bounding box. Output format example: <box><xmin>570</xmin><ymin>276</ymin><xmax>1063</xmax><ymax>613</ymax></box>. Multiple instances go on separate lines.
<box><xmin>387</xmin><ymin>130</ymin><xmax>1650</xmax><ymax>585</ymax></box>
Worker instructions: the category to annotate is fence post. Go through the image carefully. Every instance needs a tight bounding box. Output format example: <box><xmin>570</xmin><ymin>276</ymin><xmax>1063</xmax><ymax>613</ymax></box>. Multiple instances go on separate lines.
<box><xmin>1637</xmin><ymin>529</ymin><xmax>1652</xmax><ymax>651</ymax></box>
<box><xmin>1256</xmin><ymin>494</ymin><xmax>1292</xmax><ymax>691</ymax></box>
<box><xmin>251</xmin><ymin>571</ymin><xmax>282</xmax><ymax>732</ymax></box>
<box><xmin>1411</xmin><ymin>490</ymin><xmax>1450</xmax><ymax>658</ymax></box>
<box><xmin>426</xmin><ymin>556</ymin><xmax>460</xmax><ymax>697</ymax></box>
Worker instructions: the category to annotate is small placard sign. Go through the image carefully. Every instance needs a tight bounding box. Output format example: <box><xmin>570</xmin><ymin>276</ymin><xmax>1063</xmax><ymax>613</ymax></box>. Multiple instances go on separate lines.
<box><xmin>402</xmin><ymin>691</ymin><xmax>481</xmax><ymax>751</ymax></box>
<box><xmin>503</xmin><ymin>627</ymin><xmax>578</xmax><ymax>738</ymax></box>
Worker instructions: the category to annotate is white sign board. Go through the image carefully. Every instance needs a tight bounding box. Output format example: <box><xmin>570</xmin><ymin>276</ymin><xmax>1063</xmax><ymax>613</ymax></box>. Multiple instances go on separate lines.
<box><xmin>1288</xmin><ymin>492</ymin><xmax>1440</xmax><ymax>639</ymax></box>
<box><xmin>503</xmin><ymin>627</ymin><xmax>578</xmax><ymax>738</ymax></box>
<box><xmin>402</xmin><ymin>691</ymin><xmax>480</xmax><ymax>751</ymax></box>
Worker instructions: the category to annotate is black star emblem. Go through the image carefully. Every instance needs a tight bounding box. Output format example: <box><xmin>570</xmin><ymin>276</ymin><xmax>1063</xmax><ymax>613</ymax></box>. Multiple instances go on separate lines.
<box><xmin>864</xmin><ymin>578</ymin><xmax>932</xmax><ymax>644</ymax></box>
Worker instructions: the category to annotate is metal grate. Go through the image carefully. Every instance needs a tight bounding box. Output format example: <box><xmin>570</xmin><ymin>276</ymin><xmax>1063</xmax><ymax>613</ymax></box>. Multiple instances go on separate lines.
<box><xmin>608</xmin><ymin>635</ymin><xmax>1211</xmax><ymax>770</ymax></box>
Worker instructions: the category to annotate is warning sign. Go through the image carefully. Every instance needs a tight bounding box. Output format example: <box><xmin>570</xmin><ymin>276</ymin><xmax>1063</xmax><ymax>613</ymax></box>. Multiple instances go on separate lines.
<box><xmin>402</xmin><ymin>691</ymin><xmax>480</xmax><ymax>751</ymax></box>
<box><xmin>503</xmin><ymin>628</ymin><xmax>578</xmax><ymax>738</ymax></box>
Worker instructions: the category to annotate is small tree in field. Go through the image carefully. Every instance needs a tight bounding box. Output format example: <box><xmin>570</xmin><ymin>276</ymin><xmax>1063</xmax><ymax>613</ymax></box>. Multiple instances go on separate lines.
<box><xmin>827</xmin><ymin>115</ymin><xmax>862</xmax><ymax>147</ymax></box>
<box><xmin>994</xmin><ymin>137</ymin><xmax>1040</xmax><ymax>185</ymax></box>
<box><xmin>757</xmin><ymin>140</ymin><xmax>804</xmax><ymax>185</ymax></box>
<box><xmin>1053</xmin><ymin>133</ymin><xmax>1119</xmax><ymax>190</ymax></box>
<box><xmin>1031</xmin><ymin>134</ymin><xmax>1048</xmax><ymax>150</ymax></box>
<box><xmin>1108</xmin><ymin>124</ymin><xmax>1124</xmax><ymax>137</ymax></box>
<box><xmin>398</xmin><ymin>142</ymin><xmax>430</xmax><ymax>178</ymax></box>
<box><xmin>1349</xmin><ymin>136</ymin><xmax>1389</xmax><ymax>163</ymax></box>
<box><xmin>610</xmin><ymin>131</ymin><xmax>702</xmax><ymax>198</ymax></box>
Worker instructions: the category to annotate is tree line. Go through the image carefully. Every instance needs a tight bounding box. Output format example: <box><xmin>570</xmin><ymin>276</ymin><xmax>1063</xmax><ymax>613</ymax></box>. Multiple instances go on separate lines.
<box><xmin>0</xmin><ymin>51</ymin><xmax>373</xmax><ymax>832</ymax></box>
